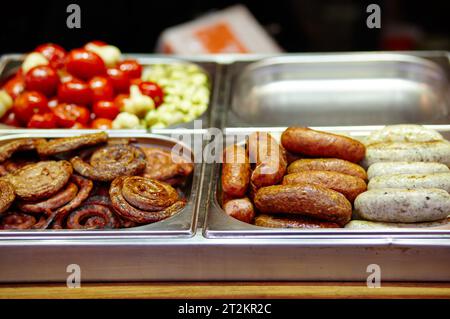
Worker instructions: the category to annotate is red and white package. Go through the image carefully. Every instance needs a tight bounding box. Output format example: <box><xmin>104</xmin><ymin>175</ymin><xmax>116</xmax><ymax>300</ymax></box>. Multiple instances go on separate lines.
<box><xmin>157</xmin><ymin>5</ymin><xmax>282</xmax><ymax>54</ymax></box>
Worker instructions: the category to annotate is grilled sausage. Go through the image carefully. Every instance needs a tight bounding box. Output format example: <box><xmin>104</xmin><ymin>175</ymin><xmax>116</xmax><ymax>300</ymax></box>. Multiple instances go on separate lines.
<box><xmin>368</xmin><ymin>173</ymin><xmax>450</xmax><ymax>192</ymax></box>
<box><xmin>255</xmin><ymin>214</ymin><xmax>340</xmax><ymax>229</ymax></box>
<box><xmin>248</xmin><ymin>132</ymin><xmax>287</xmax><ymax>189</ymax></box>
<box><xmin>36</xmin><ymin>132</ymin><xmax>108</xmax><ymax>156</ymax></box>
<box><xmin>221</xmin><ymin>144</ymin><xmax>250</xmax><ymax>197</ymax></box>
<box><xmin>223</xmin><ymin>197</ymin><xmax>255</xmax><ymax>224</ymax></box>
<box><xmin>354</xmin><ymin>188</ymin><xmax>450</xmax><ymax>223</ymax></box>
<box><xmin>281</xmin><ymin>127</ymin><xmax>365</xmax><ymax>163</ymax></box>
<box><xmin>283</xmin><ymin>170</ymin><xmax>367</xmax><ymax>202</ymax></box>
<box><xmin>367</xmin><ymin>162</ymin><xmax>449</xmax><ymax>179</ymax></box>
<box><xmin>287</xmin><ymin>158</ymin><xmax>367</xmax><ymax>180</ymax></box>
<box><xmin>0</xmin><ymin>180</ymin><xmax>15</xmax><ymax>215</ymax></box>
<box><xmin>362</xmin><ymin>140</ymin><xmax>450</xmax><ymax>168</ymax></box>
<box><xmin>366</xmin><ymin>124</ymin><xmax>444</xmax><ymax>145</ymax></box>
<box><xmin>0</xmin><ymin>139</ymin><xmax>42</xmax><ymax>163</ymax></box>
<box><xmin>254</xmin><ymin>183</ymin><xmax>352</xmax><ymax>226</ymax></box>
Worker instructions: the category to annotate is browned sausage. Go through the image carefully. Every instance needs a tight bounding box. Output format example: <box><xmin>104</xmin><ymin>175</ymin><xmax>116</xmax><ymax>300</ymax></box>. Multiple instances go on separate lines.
<box><xmin>221</xmin><ymin>144</ymin><xmax>250</xmax><ymax>198</ymax></box>
<box><xmin>255</xmin><ymin>214</ymin><xmax>340</xmax><ymax>229</ymax></box>
<box><xmin>281</xmin><ymin>127</ymin><xmax>365</xmax><ymax>163</ymax></box>
<box><xmin>287</xmin><ymin>158</ymin><xmax>368</xmax><ymax>180</ymax></box>
<box><xmin>223</xmin><ymin>197</ymin><xmax>255</xmax><ymax>224</ymax></box>
<box><xmin>282</xmin><ymin>170</ymin><xmax>366</xmax><ymax>203</ymax></box>
<box><xmin>0</xmin><ymin>180</ymin><xmax>15</xmax><ymax>215</ymax></box>
<box><xmin>254</xmin><ymin>183</ymin><xmax>352</xmax><ymax>226</ymax></box>
<box><xmin>248</xmin><ymin>132</ymin><xmax>287</xmax><ymax>188</ymax></box>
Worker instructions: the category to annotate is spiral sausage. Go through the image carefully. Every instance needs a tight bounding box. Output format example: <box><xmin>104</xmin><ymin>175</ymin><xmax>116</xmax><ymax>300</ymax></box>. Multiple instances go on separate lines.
<box><xmin>36</xmin><ymin>132</ymin><xmax>108</xmax><ymax>156</ymax></box>
<box><xmin>0</xmin><ymin>139</ymin><xmax>42</xmax><ymax>163</ymax></box>
<box><xmin>110</xmin><ymin>176</ymin><xmax>185</xmax><ymax>224</ymax></box>
<box><xmin>0</xmin><ymin>180</ymin><xmax>15</xmax><ymax>215</ymax></box>
<box><xmin>66</xmin><ymin>204</ymin><xmax>121</xmax><ymax>229</ymax></box>
<box><xmin>71</xmin><ymin>145</ymin><xmax>146</xmax><ymax>182</ymax></box>
<box><xmin>0</xmin><ymin>212</ymin><xmax>37</xmax><ymax>230</ymax></box>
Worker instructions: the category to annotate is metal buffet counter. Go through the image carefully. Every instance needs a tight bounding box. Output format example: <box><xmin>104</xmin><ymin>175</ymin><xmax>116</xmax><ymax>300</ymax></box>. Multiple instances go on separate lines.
<box><xmin>0</xmin><ymin>52</ymin><xmax>449</xmax><ymax>282</ymax></box>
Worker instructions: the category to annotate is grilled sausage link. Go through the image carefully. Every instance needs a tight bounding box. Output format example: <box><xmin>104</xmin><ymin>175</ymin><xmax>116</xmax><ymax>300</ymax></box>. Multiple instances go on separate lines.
<box><xmin>221</xmin><ymin>144</ymin><xmax>250</xmax><ymax>198</ymax></box>
<box><xmin>254</xmin><ymin>183</ymin><xmax>352</xmax><ymax>226</ymax></box>
<box><xmin>287</xmin><ymin>158</ymin><xmax>367</xmax><ymax>180</ymax></box>
<box><xmin>255</xmin><ymin>214</ymin><xmax>340</xmax><ymax>229</ymax></box>
<box><xmin>248</xmin><ymin>132</ymin><xmax>287</xmax><ymax>189</ymax></box>
<box><xmin>281</xmin><ymin>127</ymin><xmax>365</xmax><ymax>163</ymax></box>
<box><xmin>283</xmin><ymin>170</ymin><xmax>367</xmax><ymax>202</ymax></box>
<box><xmin>223</xmin><ymin>197</ymin><xmax>255</xmax><ymax>224</ymax></box>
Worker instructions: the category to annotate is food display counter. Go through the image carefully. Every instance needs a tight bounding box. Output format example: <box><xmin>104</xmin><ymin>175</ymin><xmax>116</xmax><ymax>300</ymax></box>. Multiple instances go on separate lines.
<box><xmin>0</xmin><ymin>52</ymin><xmax>449</xmax><ymax>283</ymax></box>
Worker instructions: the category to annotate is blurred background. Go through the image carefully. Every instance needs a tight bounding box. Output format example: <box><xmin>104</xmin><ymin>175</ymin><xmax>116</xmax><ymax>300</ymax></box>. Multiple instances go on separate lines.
<box><xmin>0</xmin><ymin>0</ymin><xmax>448</xmax><ymax>54</ymax></box>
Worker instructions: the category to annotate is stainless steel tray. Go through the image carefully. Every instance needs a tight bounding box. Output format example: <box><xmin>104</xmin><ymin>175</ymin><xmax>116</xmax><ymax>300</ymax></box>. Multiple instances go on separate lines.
<box><xmin>0</xmin><ymin>54</ymin><xmax>222</xmax><ymax>131</ymax></box>
<box><xmin>223</xmin><ymin>52</ymin><xmax>450</xmax><ymax>127</ymax></box>
<box><xmin>204</xmin><ymin>125</ymin><xmax>450</xmax><ymax>238</ymax></box>
<box><xmin>0</xmin><ymin>131</ymin><xmax>203</xmax><ymax>238</ymax></box>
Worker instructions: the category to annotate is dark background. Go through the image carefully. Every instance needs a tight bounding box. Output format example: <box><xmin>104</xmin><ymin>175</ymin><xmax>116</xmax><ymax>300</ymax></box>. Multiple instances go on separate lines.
<box><xmin>0</xmin><ymin>0</ymin><xmax>448</xmax><ymax>54</ymax></box>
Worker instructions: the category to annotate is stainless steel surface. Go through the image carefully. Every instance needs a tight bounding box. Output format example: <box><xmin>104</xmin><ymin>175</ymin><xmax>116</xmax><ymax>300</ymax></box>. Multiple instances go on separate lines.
<box><xmin>0</xmin><ymin>131</ymin><xmax>202</xmax><ymax>238</ymax></box>
<box><xmin>0</xmin><ymin>54</ymin><xmax>220</xmax><ymax>131</ymax></box>
<box><xmin>226</xmin><ymin>53</ymin><xmax>450</xmax><ymax>127</ymax></box>
<box><xmin>205</xmin><ymin>125</ymin><xmax>450</xmax><ymax>238</ymax></box>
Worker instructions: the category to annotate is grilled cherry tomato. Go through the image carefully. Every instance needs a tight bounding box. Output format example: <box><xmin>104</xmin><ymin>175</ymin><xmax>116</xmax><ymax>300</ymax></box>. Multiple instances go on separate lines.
<box><xmin>34</xmin><ymin>43</ymin><xmax>67</xmax><ymax>69</ymax></box>
<box><xmin>91</xmin><ymin>118</ymin><xmax>112</xmax><ymax>129</ymax></box>
<box><xmin>13</xmin><ymin>91</ymin><xmax>49</xmax><ymax>124</ymax></box>
<box><xmin>117</xmin><ymin>59</ymin><xmax>142</xmax><ymax>79</ymax></box>
<box><xmin>93</xmin><ymin>100</ymin><xmax>119</xmax><ymax>120</ymax></box>
<box><xmin>89</xmin><ymin>76</ymin><xmax>114</xmax><ymax>102</ymax></box>
<box><xmin>138</xmin><ymin>81</ymin><xmax>164</xmax><ymax>107</ymax></box>
<box><xmin>3</xmin><ymin>74</ymin><xmax>25</xmax><ymax>99</ymax></box>
<box><xmin>0</xmin><ymin>111</ymin><xmax>21</xmax><ymax>127</ymax></box>
<box><xmin>106</xmin><ymin>67</ymin><xmax>129</xmax><ymax>93</ymax></box>
<box><xmin>25</xmin><ymin>65</ymin><xmax>59</xmax><ymax>96</ymax></box>
<box><xmin>27</xmin><ymin>112</ymin><xmax>57</xmax><ymax>128</ymax></box>
<box><xmin>66</xmin><ymin>49</ymin><xmax>106</xmax><ymax>80</ymax></box>
<box><xmin>57</xmin><ymin>79</ymin><xmax>92</xmax><ymax>105</ymax></box>
<box><xmin>53</xmin><ymin>103</ymin><xmax>90</xmax><ymax>128</ymax></box>
<box><xmin>70</xmin><ymin>122</ymin><xmax>88</xmax><ymax>129</ymax></box>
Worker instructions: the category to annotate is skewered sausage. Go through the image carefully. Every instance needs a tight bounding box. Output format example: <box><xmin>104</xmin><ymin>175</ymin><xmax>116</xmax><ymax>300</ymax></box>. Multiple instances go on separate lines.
<box><xmin>281</xmin><ymin>127</ymin><xmax>365</xmax><ymax>163</ymax></box>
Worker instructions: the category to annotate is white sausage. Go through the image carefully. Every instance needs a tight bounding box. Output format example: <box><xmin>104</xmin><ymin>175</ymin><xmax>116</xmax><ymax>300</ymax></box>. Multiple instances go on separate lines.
<box><xmin>368</xmin><ymin>173</ymin><xmax>450</xmax><ymax>193</ymax></box>
<box><xmin>354</xmin><ymin>188</ymin><xmax>450</xmax><ymax>223</ymax></box>
<box><xmin>345</xmin><ymin>218</ymin><xmax>450</xmax><ymax>230</ymax></box>
<box><xmin>366</xmin><ymin>124</ymin><xmax>444</xmax><ymax>145</ymax></box>
<box><xmin>367</xmin><ymin>162</ymin><xmax>449</xmax><ymax>179</ymax></box>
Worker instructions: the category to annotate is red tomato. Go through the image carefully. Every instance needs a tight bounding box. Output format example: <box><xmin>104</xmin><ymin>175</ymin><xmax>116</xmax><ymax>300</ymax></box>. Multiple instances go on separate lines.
<box><xmin>57</xmin><ymin>79</ymin><xmax>92</xmax><ymax>105</ymax></box>
<box><xmin>86</xmin><ymin>40</ymin><xmax>107</xmax><ymax>47</ymax></box>
<box><xmin>92</xmin><ymin>100</ymin><xmax>119</xmax><ymax>120</ymax></box>
<box><xmin>70</xmin><ymin>122</ymin><xmax>88</xmax><ymax>129</ymax></box>
<box><xmin>89</xmin><ymin>76</ymin><xmax>114</xmax><ymax>102</ymax></box>
<box><xmin>0</xmin><ymin>111</ymin><xmax>21</xmax><ymax>127</ymax></box>
<box><xmin>57</xmin><ymin>69</ymin><xmax>75</xmax><ymax>83</ymax></box>
<box><xmin>34</xmin><ymin>43</ymin><xmax>67</xmax><ymax>69</ymax></box>
<box><xmin>47</xmin><ymin>97</ymin><xmax>59</xmax><ymax>109</ymax></box>
<box><xmin>117</xmin><ymin>59</ymin><xmax>142</xmax><ymax>79</ymax></box>
<box><xmin>91</xmin><ymin>118</ymin><xmax>112</xmax><ymax>129</ymax></box>
<box><xmin>114</xmin><ymin>93</ymin><xmax>128</xmax><ymax>110</ymax></box>
<box><xmin>138</xmin><ymin>81</ymin><xmax>164</xmax><ymax>107</ymax></box>
<box><xmin>13</xmin><ymin>91</ymin><xmax>49</xmax><ymax>124</ymax></box>
<box><xmin>66</xmin><ymin>49</ymin><xmax>106</xmax><ymax>80</ymax></box>
<box><xmin>3</xmin><ymin>75</ymin><xmax>25</xmax><ymax>99</ymax></box>
<box><xmin>53</xmin><ymin>103</ymin><xmax>90</xmax><ymax>128</ymax></box>
<box><xmin>27</xmin><ymin>112</ymin><xmax>57</xmax><ymax>128</ymax></box>
<box><xmin>106</xmin><ymin>67</ymin><xmax>129</xmax><ymax>93</ymax></box>
<box><xmin>25</xmin><ymin>65</ymin><xmax>59</xmax><ymax>96</ymax></box>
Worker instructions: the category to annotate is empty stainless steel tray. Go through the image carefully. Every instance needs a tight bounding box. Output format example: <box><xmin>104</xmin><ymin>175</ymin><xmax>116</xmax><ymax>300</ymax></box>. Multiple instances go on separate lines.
<box><xmin>0</xmin><ymin>131</ymin><xmax>202</xmax><ymax>238</ymax></box>
<box><xmin>225</xmin><ymin>53</ymin><xmax>450</xmax><ymax>127</ymax></box>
